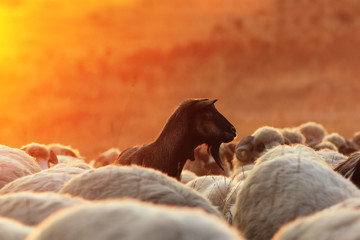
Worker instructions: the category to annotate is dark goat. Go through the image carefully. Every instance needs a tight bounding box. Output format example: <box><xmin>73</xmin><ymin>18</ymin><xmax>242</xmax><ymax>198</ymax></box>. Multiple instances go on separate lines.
<box><xmin>114</xmin><ymin>99</ymin><xmax>236</xmax><ymax>180</ymax></box>
<box><xmin>334</xmin><ymin>152</ymin><xmax>360</xmax><ymax>188</ymax></box>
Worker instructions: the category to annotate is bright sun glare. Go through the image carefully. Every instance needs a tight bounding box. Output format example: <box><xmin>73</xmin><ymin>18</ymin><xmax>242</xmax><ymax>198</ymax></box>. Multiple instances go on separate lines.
<box><xmin>0</xmin><ymin>0</ymin><xmax>136</xmax><ymax>59</ymax></box>
<box><xmin>0</xmin><ymin>8</ymin><xmax>17</xmax><ymax>59</ymax></box>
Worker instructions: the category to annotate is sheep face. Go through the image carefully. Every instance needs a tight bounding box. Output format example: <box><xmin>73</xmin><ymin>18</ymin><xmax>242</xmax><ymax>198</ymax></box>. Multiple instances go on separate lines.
<box><xmin>21</xmin><ymin>143</ymin><xmax>58</xmax><ymax>169</ymax></box>
<box><xmin>235</xmin><ymin>136</ymin><xmax>256</xmax><ymax>165</ymax></box>
<box><xmin>235</xmin><ymin>127</ymin><xmax>284</xmax><ymax>166</ymax></box>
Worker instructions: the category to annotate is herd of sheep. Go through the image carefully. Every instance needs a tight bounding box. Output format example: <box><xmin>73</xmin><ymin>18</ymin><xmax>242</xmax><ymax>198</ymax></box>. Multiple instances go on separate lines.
<box><xmin>1</xmin><ymin>98</ymin><xmax>360</xmax><ymax>240</ymax></box>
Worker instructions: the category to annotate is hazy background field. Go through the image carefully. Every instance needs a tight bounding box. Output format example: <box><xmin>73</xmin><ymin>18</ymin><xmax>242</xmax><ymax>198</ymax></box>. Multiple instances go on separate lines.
<box><xmin>1</xmin><ymin>0</ymin><xmax>360</xmax><ymax>160</ymax></box>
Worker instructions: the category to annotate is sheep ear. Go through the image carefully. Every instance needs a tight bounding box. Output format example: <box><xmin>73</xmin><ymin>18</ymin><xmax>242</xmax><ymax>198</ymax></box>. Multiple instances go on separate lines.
<box><xmin>49</xmin><ymin>150</ymin><xmax>58</xmax><ymax>164</ymax></box>
<box><xmin>236</xmin><ymin>135</ymin><xmax>255</xmax><ymax>163</ymax></box>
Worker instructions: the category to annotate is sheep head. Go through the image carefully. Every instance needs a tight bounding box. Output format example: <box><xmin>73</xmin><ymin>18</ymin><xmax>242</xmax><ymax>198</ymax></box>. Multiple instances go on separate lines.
<box><xmin>297</xmin><ymin>122</ymin><xmax>327</xmax><ymax>147</ymax></box>
<box><xmin>21</xmin><ymin>143</ymin><xmax>58</xmax><ymax>169</ymax></box>
<box><xmin>235</xmin><ymin>135</ymin><xmax>256</xmax><ymax>165</ymax></box>
<box><xmin>235</xmin><ymin>127</ymin><xmax>284</xmax><ymax>166</ymax></box>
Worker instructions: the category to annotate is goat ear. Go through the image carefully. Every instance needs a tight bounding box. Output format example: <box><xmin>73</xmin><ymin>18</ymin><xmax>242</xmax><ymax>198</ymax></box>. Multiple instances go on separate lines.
<box><xmin>208</xmin><ymin>99</ymin><xmax>218</xmax><ymax>105</ymax></box>
<box><xmin>195</xmin><ymin>99</ymin><xmax>218</xmax><ymax>109</ymax></box>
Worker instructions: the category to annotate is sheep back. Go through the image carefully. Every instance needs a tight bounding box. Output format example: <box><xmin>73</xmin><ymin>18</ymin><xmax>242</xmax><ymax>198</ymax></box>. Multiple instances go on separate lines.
<box><xmin>233</xmin><ymin>146</ymin><xmax>360</xmax><ymax>240</ymax></box>
<box><xmin>26</xmin><ymin>200</ymin><xmax>245</xmax><ymax>240</ymax></box>
<box><xmin>0</xmin><ymin>192</ymin><xmax>85</xmax><ymax>225</ymax></box>
<box><xmin>59</xmin><ymin>165</ymin><xmax>221</xmax><ymax>216</ymax></box>
<box><xmin>0</xmin><ymin>217</ymin><xmax>33</xmax><ymax>240</ymax></box>
<box><xmin>273</xmin><ymin>208</ymin><xmax>360</xmax><ymax>240</ymax></box>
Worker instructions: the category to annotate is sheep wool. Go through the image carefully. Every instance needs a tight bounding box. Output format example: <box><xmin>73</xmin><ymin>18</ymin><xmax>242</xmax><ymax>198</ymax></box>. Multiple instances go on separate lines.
<box><xmin>59</xmin><ymin>165</ymin><xmax>221</xmax><ymax>217</ymax></box>
<box><xmin>180</xmin><ymin>170</ymin><xmax>198</xmax><ymax>184</ymax></box>
<box><xmin>0</xmin><ymin>145</ymin><xmax>42</xmax><ymax>188</ymax></box>
<box><xmin>273</xmin><ymin>208</ymin><xmax>360</xmax><ymax>240</ymax></box>
<box><xmin>296</xmin><ymin>121</ymin><xmax>327</xmax><ymax>147</ymax></box>
<box><xmin>186</xmin><ymin>175</ymin><xmax>236</xmax><ymax>210</ymax></box>
<box><xmin>26</xmin><ymin>200</ymin><xmax>245</xmax><ymax>240</ymax></box>
<box><xmin>0</xmin><ymin>192</ymin><xmax>85</xmax><ymax>226</ymax></box>
<box><xmin>20</xmin><ymin>142</ymin><xmax>58</xmax><ymax>169</ymax></box>
<box><xmin>93</xmin><ymin>147</ymin><xmax>121</xmax><ymax>168</ymax></box>
<box><xmin>0</xmin><ymin>171</ymin><xmax>74</xmax><ymax>194</ymax></box>
<box><xmin>233</xmin><ymin>145</ymin><xmax>360</xmax><ymax>240</ymax></box>
<box><xmin>0</xmin><ymin>217</ymin><xmax>33</xmax><ymax>240</ymax></box>
<box><xmin>234</xmin><ymin>126</ymin><xmax>284</xmax><ymax>168</ymax></box>
<box><xmin>316</xmin><ymin>149</ymin><xmax>346</xmax><ymax>168</ymax></box>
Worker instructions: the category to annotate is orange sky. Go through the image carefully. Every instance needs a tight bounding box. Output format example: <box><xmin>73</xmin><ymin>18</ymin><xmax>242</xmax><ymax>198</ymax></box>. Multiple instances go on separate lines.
<box><xmin>1</xmin><ymin>0</ymin><xmax>360</xmax><ymax>160</ymax></box>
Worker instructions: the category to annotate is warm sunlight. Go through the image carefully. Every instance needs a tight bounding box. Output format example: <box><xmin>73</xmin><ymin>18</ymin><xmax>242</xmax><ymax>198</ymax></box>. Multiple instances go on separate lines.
<box><xmin>0</xmin><ymin>8</ymin><xmax>18</xmax><ymax>58</ymax></box>
<box><xmin>0</xmin><ymin>0</ymin><xmax>359</xmax><ymax>162</ymax></box>
<box><xmin>1</xmin><ymin>1</ymin><xmax>360</xmax><ymax>239</ymax></box>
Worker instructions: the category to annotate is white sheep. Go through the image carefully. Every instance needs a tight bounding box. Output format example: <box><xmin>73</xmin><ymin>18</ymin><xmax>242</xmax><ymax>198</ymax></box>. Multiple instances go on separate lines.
<box><xmin>186</xmin><ymin>175</ymin><xmax>243</xmax><ymax>223</ymax></box>
<box><xmin>46</xmin><ymin>143</ymin><xmax>86</xmax><ymax>168</ymax></box>
<box><xmin>47</xmin><ymin>143</ymin><xmax>80</xmax><ymax>158</ymax></box>
<box><xmin>343</xmin><ymin>139</ymin><xmax>359</xmax><ymax>155</ymax></box>
<box><xmin>296</xmin><ymin>121</ymin><xmax>327</xmax><ymax>147</ymax></box>
<box><xmin>52</xmin><ymin>157</ymin><xmax>93</xmax><ymax>170</ymax></box>
<box><xmin>281</xmin><ymin>128</ymin><xmax>305</xmax><ymax>145</ymax></box>
<box><xmin>254</xmin><ymin>144</ymin><xmax>322</xmax><ymax>165</ymax></box>
<box><xmin>180</xmin><ymin>170</ymin><xmax>198</xmax><ymax>184</ymax></box>
<box><xmin>221</xmin><ymin>181</ymin><xmax>243</xmax><ymax>224</ymax></box>
<box><xmin>59</xmin><ymin>165</ymin><xmax>221</xmax><ymax>216</ymax></box>
<box><xmin>92</xmin><ymin>147</ymin><xmax>121</xmax><ymax>168</ymax></box>
<box><xmin>273</xmin><ymin>208</ymin><xmax>360</xmax><ymax>240</ymax></box>
<box><xmin>0</xmin><ymin>217</ymin><xmax>33</xmax><ymax>240</ymax></box>
<box><xmin>0</xmin><ymin>171</ymin><xmax>74</xmax><ymax>194</ymax></box>
<box><xmin>42</xmin><ymin>166</ymin><xmax>88</xmax><ymax>175</ymax></box>
<box><xmin>233</xmin><ymin>145</ymin><xmax>360</xmax><ymax>240</ymax></box>
<box><xmin>20</xmin><ymin>142</ymin><xmax>58</xmax><ymax>169</ymax></box>
<box><xmin>186</xmin><ymin>176</ymin><xmax>236</xmax><ymax>210</ymax></box>
<box><xmin>186</xmin><ymin>175</ymin><xmax>227</xmax><ymax>193</ymax></box>
<box><xmin>0</xmin><ymin>145</ymin><xmax>41</xmax><ymax>172</ymax></box>
<box><xmin>230</xmin><ymin>168</ymin><xmax>252</xmax><ymax>182</ymax></box>
<box><xmin>323</xmin><ymin>133</ymin><xmax>345</xmax><ymax>151</ymax></box>
<box><xmin>0</xmin><ymin>155</ymin><xmax>92</xmax><ymax>194</ymax></box>
<box><xmin>353</xmin><ymin>131</ymin><xmax>360</xmax><ymax>148</ymax></box>
<box><xmin>0</xmin><ymin>192</ymin><xmax>85</xmax><ymax>226</ymax></box>
<box><xmin>316</xmin><ymin>149</ymin><xmax>347</xmax><ymax>168</ymax></box>
<box><xmin>313</xmin><ymin>140</ymin><xmax>338</xmax><ymax>151</ymax></box>
<box><xmin>322</xmin><ymin>133</ymin><xmax>359</xmax><ymax>155</ymax></box>
<box><xmin>328</xmin><ymin>197</ymin><xmax>360</xmax><ymax>210</ymax></box>
<box><xmin>229</xmin><ymin>164</ymin><xmax>254</xmax><ymax>185</ymax></box>
<box><xmin>234</xmin><ymin>126</ymin><xmax>284</xmax><ymax>169</ymax></box>
<box><xmin>26</xmin><ymin>199</ymin><xmax>245</xmax><ymax>240</ymax></box>
<box><xmin>0</xmin><ymin>145</ymin><xmax>42</xmax><ymax>189</ymax></box>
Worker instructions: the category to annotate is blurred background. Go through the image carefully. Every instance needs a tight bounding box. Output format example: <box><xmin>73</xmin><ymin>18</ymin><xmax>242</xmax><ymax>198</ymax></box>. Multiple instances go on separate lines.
<box><xmin>1</xmin><ymin>0</ymin><xmax>360</xmax><ymax>160</ymax></box>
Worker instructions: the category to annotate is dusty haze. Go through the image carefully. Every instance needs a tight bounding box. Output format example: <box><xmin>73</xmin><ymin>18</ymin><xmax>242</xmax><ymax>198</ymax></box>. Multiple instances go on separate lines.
<box><xmin>1</xmin><ymin>0</ymin><xmax>359</xmax><ymax>160</ymax></box>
